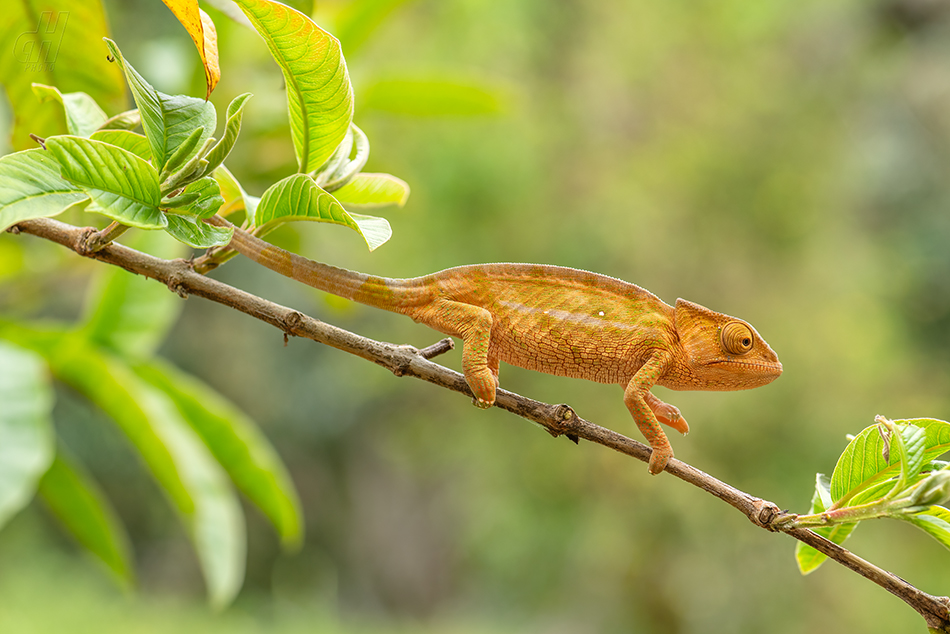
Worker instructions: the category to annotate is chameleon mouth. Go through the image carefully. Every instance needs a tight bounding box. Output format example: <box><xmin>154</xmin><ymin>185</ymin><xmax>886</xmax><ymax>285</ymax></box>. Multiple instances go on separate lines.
<box><xmin>708</xmin><ymin>360</ymin><xmax>783</xmax><ymax>375</ymax></box>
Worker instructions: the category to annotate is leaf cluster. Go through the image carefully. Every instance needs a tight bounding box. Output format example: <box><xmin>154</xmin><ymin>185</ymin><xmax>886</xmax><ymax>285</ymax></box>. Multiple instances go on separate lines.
<box><xmin>0</xmin><ymin>0</ymin><xmax>409</xmax><ymax>253</ymax></box>
<box><xmin>0</xmin><ymin>0</ymin><xmax>417</xmax><ymax>608</ymax></box>
<box><xmin>794</xmin><ymin>416</ymin><xmax>950</xmax><ymax>574</ymax></box>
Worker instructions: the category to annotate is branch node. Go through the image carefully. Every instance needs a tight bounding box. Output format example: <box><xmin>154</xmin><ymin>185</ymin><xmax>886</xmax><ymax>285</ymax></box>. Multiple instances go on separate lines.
<box><xmin>750</xmin><ymin>498</ymin><xmax>786</xmax><ymax>531</ymax></box>
<box><xmin>193</xmin><ymin>246</ymin><xmax>229</xmax><ymax>274</ymax></box>
<box><xmin>7</xmin><ymin>224</ymin><xmax>21</xmax><ymax>235</ymax></box>
<box><xmin>390</xmin><ymin>344</ymin><xmax>418</xmax><ymax>377</ymax></box>
<box><xmin>542</xmin><ymin>404</ymin><xmax>580</xmax><ymax>442</ymax></box>
<box><xmin>78</xmin><ymin>222</ymin><xmax>130</xmax><ymax>254</ymax></box>
<box><xmin>165</xmin><ymin>277</ymin><xmax>189</xmax><ymax>298</ymax></box>
<box><xmin>280</xmin><ymin>310</ymin><xmax>304</xmax><ymax>335</ymax></box>
<box><xmin>164</xmin><ymin>262</ymin><xmax>190</xmax><ymax>298</ymax></box>
<box><xmin>418</xmin><ymin>337</ymin><xmax>455</xmax><ymax>360</ymax></box>
<box><xmin>75</xmin><ymin>227</ymin><xmax>99</xmax><ymax>256</ymax></box>
<box><xmin>929</xmin><ymin>597</ymin><xmax>950</xmax><ymax>630</ymax></box>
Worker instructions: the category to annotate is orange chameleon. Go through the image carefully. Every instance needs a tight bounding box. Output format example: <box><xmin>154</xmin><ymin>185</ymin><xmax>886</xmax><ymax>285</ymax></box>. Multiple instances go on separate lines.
<box><xmin>210</xmin><ymin>216</ymin><xmax>782</xmax><ymax>474</ymax></box>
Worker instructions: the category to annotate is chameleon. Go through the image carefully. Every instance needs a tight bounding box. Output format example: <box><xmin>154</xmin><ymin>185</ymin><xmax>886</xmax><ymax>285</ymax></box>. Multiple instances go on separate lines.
<box><xmin>208</xmin><ymin>216</ymin><xmax>783</xmax><ymax>474</ymax></box>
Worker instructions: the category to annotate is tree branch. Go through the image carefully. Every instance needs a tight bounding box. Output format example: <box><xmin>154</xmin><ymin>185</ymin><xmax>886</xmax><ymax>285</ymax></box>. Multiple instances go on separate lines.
<box><xmin>9</xmin><ymin>217</ymin><xmax>950</xmax><ymax>630</ymax></box>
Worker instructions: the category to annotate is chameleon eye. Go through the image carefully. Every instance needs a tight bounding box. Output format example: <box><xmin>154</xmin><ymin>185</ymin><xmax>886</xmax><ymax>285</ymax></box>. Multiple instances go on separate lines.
<box><xmin>721</xmin><ymin>322</ymin><xmax>754</xmax><ymax>355</ymax></box>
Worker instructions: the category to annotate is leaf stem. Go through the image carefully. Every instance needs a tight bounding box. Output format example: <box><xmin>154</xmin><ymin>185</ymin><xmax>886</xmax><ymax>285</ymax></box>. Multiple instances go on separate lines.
<box><xmin>80</xmin><ymin>221</ymin><xmax>129</xmax><ymax>254</ymax></box>
<box><xmin>792</xmin><ymin>501</ymin><xmax>891</xmax><ymax>527</ymax></box>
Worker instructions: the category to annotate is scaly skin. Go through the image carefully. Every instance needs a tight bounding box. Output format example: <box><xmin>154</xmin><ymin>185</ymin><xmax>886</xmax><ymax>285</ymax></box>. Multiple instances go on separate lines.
<box><xmin>213</xmin><ymin>217</ymin><xmax>783</xmax><ymax>474</ymax></box>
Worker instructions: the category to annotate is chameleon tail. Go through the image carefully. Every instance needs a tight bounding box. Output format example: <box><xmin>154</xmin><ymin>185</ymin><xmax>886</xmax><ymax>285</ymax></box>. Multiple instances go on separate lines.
<box><xmin>208</xmin><ymin>216</ymin><xmax>431</xmax><ymax>312</ymax></box>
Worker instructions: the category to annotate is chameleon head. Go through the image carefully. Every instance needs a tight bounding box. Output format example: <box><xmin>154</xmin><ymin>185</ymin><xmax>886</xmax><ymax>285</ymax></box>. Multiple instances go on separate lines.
<box><xmin>671</xmin><ymin>298</ymin><xmax>783</xmax><ymax>391</ymax></box>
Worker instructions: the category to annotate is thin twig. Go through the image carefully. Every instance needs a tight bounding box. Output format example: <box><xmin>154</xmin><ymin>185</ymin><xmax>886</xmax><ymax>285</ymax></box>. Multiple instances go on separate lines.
<box><xmin>417</xmin><ymin>337</ymin><xmax>455</xmax><ymax>360</ymax></box>
<box><xmin>8</xmin><ymin>217</ymin><xmax>950</xmax><ymax>631</ymax></box>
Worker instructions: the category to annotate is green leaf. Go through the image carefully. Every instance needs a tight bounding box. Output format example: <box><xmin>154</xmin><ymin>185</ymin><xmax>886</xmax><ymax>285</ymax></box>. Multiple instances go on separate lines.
<box><xmin>796</xmin><ymin>521</ymin><xmax>859</xmax><ymax>574</ymax></box>
<box><xmin>313</xmin><ymin>125</ymin><xmax>355</xmax><ymax>186</ymax></box>
<box><xmin>317</xmin><ymin>123</ymin><xmax>369</xmax><ymax>192</ymax></box>
<box><xmin>213</xmin><ymin>165</ymin><xmax>244</xmax><ymax>212</ymax></box>
<box><xmin>135</xmin><ymin>383</ymin><xmax>245</xmax><ymax>608</ymax></box>
<box><xmin>44</xmin><ymin>135</ymin><xmax>165</xmax><ymax>229</ymax></box>
<box><xmin>164</xmin><ymin>214</ymin><xmax>234</xmax><ymax>249</ymax></box>
<box><xmin>81</xmin><ymin>231</ymin><xmax>185</xmax><ymax>361</ymax></box>
<box><xmin>232</xmin><ymin>0</ymin><xmax>354</xmax><ymax>173</ymax></box>
<box><xmin>90</xmin><ymin>130</ymin><xmax>152</xmax><ymax>162</ymax></box>
<box><xmin>97</xmin><ymin>109</ymin><xmax>142</xmax><ymax>132</ymax></box>
<box><xmin>813</xmin><ymin>472</ymin><xmax>832</xmax><ymax>510</ymax></box>
<box><xmin>162</xmin><ymin>193</ymin><xmax>202</xmax><ymax>210</ymax></box>
<box><xmin>175</xmin><ymin>177</ymin><xmax>224</xmax><ymax>219</ymax></box>
<box><xmin>848</xmin><ymin>478</ymin><xmax>902</xmax><ymax>507</ymax></box>
<box><xmin>331</xmin><ymin>172</ymin><xmax>410</xmax><ymax>208</ymax></box>
<box><xmin>346</xmin><ymin>212</ymin><xmax>393</xmax><ymax>250</ymax></box>
<box><xmin>162</xmin><ymin>153</ymin><xmax>212</xmax><ymax>195</ymax></box>
<box><xmin>254</xmin><ymin>174</ymin><xmax>391</xmax><ymax>250</ymax></box>
<box><xmin>795</xmin><ymin>473</ymin><xmax>859</xmax><ymax>574</ymax></box>
<box><xmin>0</xmin><ymin>1</ymin><xmax>126</xmax><ymax>150</ymax></box>
<box><xmin>38</xmin><ymin>448</ymin><xmax>134</xmax><ymax>583</ymax></box>
<box><xmin>31</xmin><ymin>83</ymin><xmax>107</xmax><ymax>137</ymax></box>
<box><xmin>14</xmin><ymin>327</ymin><xmax>245</xmax><ymax>608</ymax></box>
<box><xmin>830</xmin><ymin>419</ymin><xmax>950</xmax><ymax>506</ymax></box>
<box><xmin>0</xmin><ymin>149</ymin><xmax>88</xmax><ymax>232</ymax></box>
<box><xmin>201</xmin><ymin>93</ymin><xmax>252</xmax><ymax>176</ymax></box>
<box><xmin>136</xmin><ymin>361</ymin><xmax>303</xmax><ymax>548</ymax></box>
<box><xmin>103</xmin><ymin>39</ymin><xmax>216</xmax><ymax>173</ymax></box>
<box><xmin>902</xmin><ymin>423</ymin><xmax>928</xmax><ymax>482</ymax></box>
<box><xmin>160</xmin><ymin>126</ymin><xmax>207</xmax><ymax>180</ymax></box>
<box><xmin>0</xmin><ymin>341</ymin><xmax>55</xmax><ymax>530</ymax></box>
<box><xmin>213</xmin><ymin>166</ymin><xmax>259</xmax><ymax>221</ymax></box>
<box><xmin>899</xmin><ymin>505</ymin><xmax>950</xmax><ymax>552</ymax></box>
<box><xmin>361</xmin><ymin>77</ymin><xmax>507</xmax><ymax>117</ymax></box>
<box><xmin>162</xmin><ymin>177</ymin><xmax>228</xmax><ymax>248</ymax></box>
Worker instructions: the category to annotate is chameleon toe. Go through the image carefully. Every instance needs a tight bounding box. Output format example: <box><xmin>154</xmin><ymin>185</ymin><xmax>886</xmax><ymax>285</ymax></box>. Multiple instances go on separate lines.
<box><xmin>472</xmin><ymin>397</ymin><xmax>494</xmax><ymax>409</ymax></box>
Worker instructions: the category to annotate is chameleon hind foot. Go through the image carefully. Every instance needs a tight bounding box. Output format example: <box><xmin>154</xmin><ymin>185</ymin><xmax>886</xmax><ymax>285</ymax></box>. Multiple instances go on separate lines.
<box><xmin>465</xmin><ymin>365</ymin><xmax>498</xmax><ymax>410</ymax></box>
<box><xmin>468</xmin><ymin>377</ymin><xmax>497</xmax><ymax>409</ymax></box>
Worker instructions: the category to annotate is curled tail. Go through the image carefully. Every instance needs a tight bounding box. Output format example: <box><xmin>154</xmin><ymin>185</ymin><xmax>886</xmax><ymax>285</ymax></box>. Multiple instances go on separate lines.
<box><xmin>208</xmin><ymin>216</ymin><xmax>432</xmax><ymax>312</ymax></box>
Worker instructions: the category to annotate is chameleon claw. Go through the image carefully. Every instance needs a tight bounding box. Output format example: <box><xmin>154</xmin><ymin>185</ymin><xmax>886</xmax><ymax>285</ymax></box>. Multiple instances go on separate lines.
<box><xmin>670</xmin><ymin>413</ymin><xmax>690</xmax><ymax>436</ymax></box>
<box><xmin>472</xmin><ymin>397</ymin><xmax>494</xmax><ymax>409</ymax></box>
<box><xmin>659</xmin><ymin>407</ymin><xmax>690</xmax><ymax>436</ymax></box>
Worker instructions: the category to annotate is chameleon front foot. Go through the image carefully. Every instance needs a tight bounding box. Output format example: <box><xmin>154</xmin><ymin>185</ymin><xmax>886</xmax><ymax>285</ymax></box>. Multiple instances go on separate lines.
<box><xmin>645</xmin><ymin>392</ymin><xmax>689</xmax><ymax>436</ymax></box>
<box><xmin>472</xmin><ymin>396</ymin><xmax>494</xmax><ymax>409</ymax></box>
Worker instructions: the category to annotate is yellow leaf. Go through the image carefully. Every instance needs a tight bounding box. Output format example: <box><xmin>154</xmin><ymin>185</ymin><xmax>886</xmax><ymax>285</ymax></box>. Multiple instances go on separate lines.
<box><xmin>159</xmin><ymin>0</ymin><xmax>221</xmax><ymax>99</ymax></box>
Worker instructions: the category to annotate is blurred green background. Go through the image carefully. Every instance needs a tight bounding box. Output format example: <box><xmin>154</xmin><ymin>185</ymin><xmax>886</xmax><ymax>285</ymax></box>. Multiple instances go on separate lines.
<box><xmin>4</xmin><ymin>0</ymin><xmax>950</xmax><ymax>631</ymax></box>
